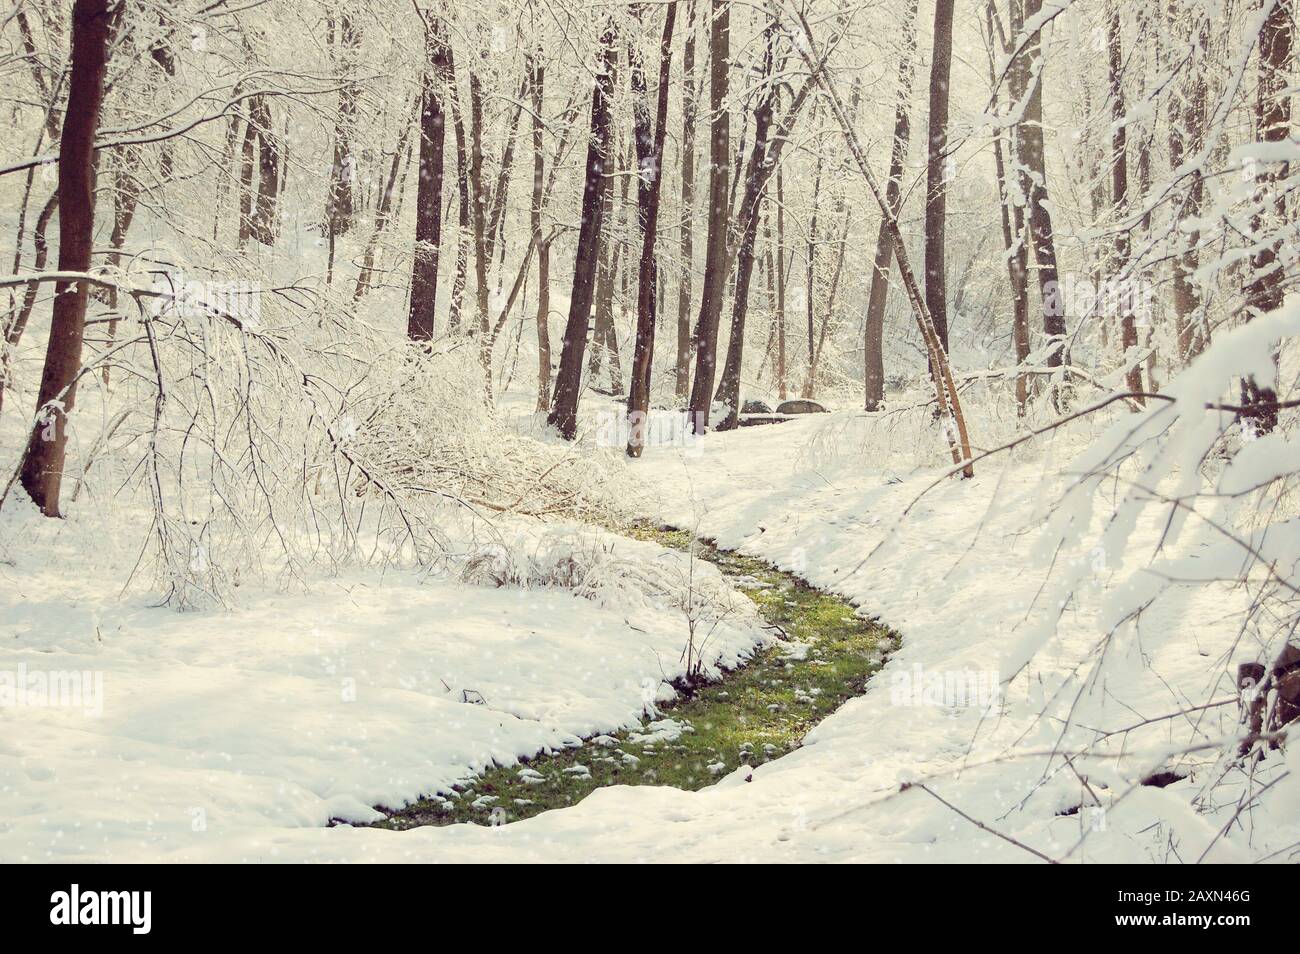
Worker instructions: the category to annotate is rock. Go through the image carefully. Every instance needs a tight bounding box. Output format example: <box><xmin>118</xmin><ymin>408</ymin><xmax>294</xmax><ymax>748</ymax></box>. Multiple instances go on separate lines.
<box><xmin>775</xmin><ymin>399</ymin><xmax>828</xmax><ymax>415</ymax></box>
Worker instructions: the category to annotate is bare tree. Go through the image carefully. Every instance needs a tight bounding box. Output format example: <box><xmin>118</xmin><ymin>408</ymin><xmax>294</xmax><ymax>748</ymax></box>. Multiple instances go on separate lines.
<box><xmin>686</xmin><ymin>0</ymin><xmax>730</xmax><ymax>433</ymax></box>
<box><xmin>326</xmin><ymin>10</ymin><xmax>361</xmax><ymax>239</ymax></box>
<box><xmin>548</xmin><ymin>20</ymin><xmax>619</xmax><ymax>440</ymax></box>
<box><xmin>983</xmin><ymin>0</ymin><xmax>1030</xmax><ymax>414</ymax></box>
<box><xmin>787</xmin><ymin>5</ymin><xmax>974</xmax><ymax>477</ymax></box>
<box><xmin>528</xmin><ymin>47</ymin><xmax>552</xmax><ymax>411</ymax></box>
<box><xmin>627</xmin><ymin>3</ymin><xmax>678</xmax><ymax>457</ymax></box>
<box><xmin>675</xmin><ymin>1</ymin><xmax>699</xmax><ymax>403</ymax></box>
<box><xmin>1241</xmin><ymin>0</ymin><xmax>1292</xmax><ymax>435</ymax></box>
<box><xmin>864</xmin><ymin>0</ymin><xmax>919</xmax><ymax>411</ymax></box>
<box><xmin>1012</xmin><ymin>0</ymin><xmax>1066</xmax><ymax>393</ymax></box>
<box><xmin>1108</xmin><ymin>5</ymin><xmax>1144</xmax><ymax>403</ymax></box>
<box><xmin>924</xmin><ymin>0</ymin><xmax>956</xmax><ymax>352</ymax></box>
<box><xmin>19</xmin><ymin>0</ymin><xmax>111</xmax><ymax>517</ymax></box>
<box><xmin>407</xmin><ymin>17</ymin><xmax>451</xmax><ymax>342</ymax></box>
<box><xmin>1167</xmin><ymin>4</ymin><xmax>1209</xmax><ymax>365</ymax></box>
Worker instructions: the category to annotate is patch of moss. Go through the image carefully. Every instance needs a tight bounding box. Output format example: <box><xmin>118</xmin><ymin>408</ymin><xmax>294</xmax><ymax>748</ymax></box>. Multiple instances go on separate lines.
<box><xmin>367</xmin><ymin>522</ymin><xmax>895</xmax><ymax>830</ymax></box>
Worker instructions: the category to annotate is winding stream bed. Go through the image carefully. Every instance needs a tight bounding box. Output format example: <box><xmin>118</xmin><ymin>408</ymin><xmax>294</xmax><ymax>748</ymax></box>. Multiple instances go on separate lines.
<box><xmin>369</xmin><ymin>523</ymin><xmax>897</xmax><ymax>829</ymax></box>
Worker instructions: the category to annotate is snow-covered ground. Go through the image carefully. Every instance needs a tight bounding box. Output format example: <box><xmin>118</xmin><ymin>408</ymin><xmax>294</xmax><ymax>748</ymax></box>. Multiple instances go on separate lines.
<box><xmin>2</xmin><ymin>402</ymin><xmax>1297</xmax><ymax>862</ymax></box>
<box><xmin>0</xmin><ymin>511</ymin><xmax>766</xmax><ymax>861</ymax></box>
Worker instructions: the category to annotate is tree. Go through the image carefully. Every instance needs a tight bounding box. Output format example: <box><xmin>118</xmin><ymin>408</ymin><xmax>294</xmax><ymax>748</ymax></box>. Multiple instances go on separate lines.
<box><xmin>864</xmin><ymin>0</ymin><xmax>919</xmax><ymax>412</ymax></box>
<box><xmin>1012</xmin><ymin>0</ymin><xmax>1067</xmax><ymax>394</ymax></box>
<box><xmin>249</xmin><ymin>95</ymin><xmax>281</xmax><ymax>247</ymax></box>
<box><xmin>1167</xmin><ymin>3</ymin><xmax>1209</xmax><ymax>365</ymax></box>
<box><xmin>675</xmin><ymin>1</ymin><xmax>699</xmax><ymax>403</ymax></box>
<box><xmin>1241</xmin><ymin>0</ymin><xmax>1292</xmax><ymax>435</ymax></box>
<box><xmin>787</xmin><ymin>5</ymin><xmax>974</xmax><ymax>477</ymax></box>
<box><xmin>1107</xmin><ymin>5</ymin><xmax>1145</xmax><ymax>404</ymax></box>
<box><xmin>407</xmin><ymin>17</ymin><xmax>451</xmax><ymax>342</ymax></box>
<box><xmin>326</xmin><ymin>10</ymin><xmax>361</xmax><ymax>239</ymax></box>
<box><xmin>924</xmin><ymin>0</ymin><xmax>956</xmax><ymax>352</ymax></box>
<box><xmin>627</xmin><ymin>3</ymin><xmax>678</xmax><ymax>457</ymax></box>
<box><xmin>19</xmin><ymin>0</ymin><xmax>111</xmax><ymax>517</ymax></box>
<box><xmin>983</xmin><ymin>0</ymin><xmax>1031</xmax><ymax>415</ymax></box>
<box><xmin>528</xmin><ymin>48</ymin><xmax>552</xmax><ymax>411</ymax></box>
<box><xmin>716</xmin><ymin>31</ymin><xmax>815</xmax><ymax>426</ymax></box>
<box><xmin>686</xmin><ymin>0</ymin><xmax>730</xmax><ymax>434</ymax></box>
<box><xmin>548</xmin><ymin>21</ymin><xmax>619</xmax><ymax>440</ymax></box>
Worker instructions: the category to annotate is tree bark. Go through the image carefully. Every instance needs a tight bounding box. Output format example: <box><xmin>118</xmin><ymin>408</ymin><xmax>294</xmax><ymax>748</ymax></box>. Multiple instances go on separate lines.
<box><xmin>627</xmin><ymin>3</ymin><xmax>678</xmax><ymax>457</ymax></box>
<box><xmin>775</xmin><ymin>168</ymin><xmax>787</xmax><ymax>399</ymax></box>
<box><xmin>407</xmin><ymin>19</ymin><xmax>450</xmax><ymax>342</ymax></box>
<box><xmin>1012</xmin><ymin>0</ymin><xmax>1066</xmax><ymax>391</ymax></box>
<box><xmin>924</xmin><ymin>0</ymin><xmax>955</xmax><ymax>352</ymax></box>
<box><xmin>712</xmin><ymin>29</ymin><xmax>775</xmax><ymax>429</ymax></box>
<box><xmin>985</xmin><ymin>1</ymin><xmax>1031</xmax><ymax>415</ymax></box>
<box><xmin>20</xmin><ymin>0</ymin><xmax>111</xmax><ymax>517</ymax></box>
<box><xmin>1241</xmin><ymin>0</ymin><xmax>1292</xmax><ymax>436</ymax></box>
<box><xmin>1168</xmin><ymin>0</ymin><xmax>1208</xmax><ymax>364</ymax></box>
<box><xmin>445</xmin><ymin>46</ymin><xmax>471</xmax><ymax>332</ymax></box>
<box><xmin>355</xmin><ymin>101</ymin><xmax>415</xmax><ymax>301</ymax></box>
<box><xmin>801</xmin><ymin>149</ymin><xmax>821</xmax><ymax>398</ymax></box>
<box><xmin>548</xmin><ymin>21</ymin><xmax>619</xmax><ymax>440</ymax></box>
<box><xmin>864</xmin><ymin>0</ymin><xmax>919</xmax><ymax>411</ymax></box>
<box><xmin>686</xmin><ymin>0</ymin><xmax>730</xmax><ymax>433</ymax></box>
<box><xmin>674</xmin><ymin>1</ymin><xmax>700</xmax><ymax>404</ymax></box>
<box><xmin>326</xmin><ymin>12</ymin><xmax>361</xmax><ymax>238</ymax></box>
<box><xmin>528</xmin><ymin>50</ymin><xmax>552</xmax><ymax>411</ymax></box>
<box><xmin>249</xmin><ymin>95</ymin><xmax>280</xmax><ymax>247</ymax></box>
<box><xmin>1108</xmin><ymin>6</ymin><xmax>1144</xmax><ymax>404</ymax></box>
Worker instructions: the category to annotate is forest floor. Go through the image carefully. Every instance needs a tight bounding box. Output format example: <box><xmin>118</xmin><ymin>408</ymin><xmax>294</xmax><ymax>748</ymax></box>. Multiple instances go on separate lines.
<box><xmin>1</xmin><ymin>406</ymin><xmax>1296</xmax><ymax>862</ymax></box>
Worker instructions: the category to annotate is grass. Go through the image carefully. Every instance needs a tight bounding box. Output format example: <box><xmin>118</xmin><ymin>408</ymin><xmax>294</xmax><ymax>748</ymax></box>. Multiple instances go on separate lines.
<box><xmin>366</xmin><ymin>523</ymin><xmax>896</xmax><ymax>830</ymax></box>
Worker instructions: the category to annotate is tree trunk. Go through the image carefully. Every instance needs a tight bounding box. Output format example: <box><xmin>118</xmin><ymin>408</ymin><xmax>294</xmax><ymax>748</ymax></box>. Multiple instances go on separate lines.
<box><xmin>686</xmin><ymin>0</ymin><xmax>730</xmax><ymax>433</ymax></box>
<box><xmin>1241</xmin><ymin>0</ymin><xmax>1292</xmax><ymax>436</ymax></box>
<box><xmin>864</xmin><ymin>0</ymin><xmax>918</xmax><ymax>411</ymax></box>
<box><xmin>589</xmin><ymin>160</ymin><xmax>620</xmax><ymax>386</ymax></box>
<box><xmin>326</xmin><ymin>12</ymin><xmax>361</xmax><ymax>238</ymax></box>
<box><xmin>407</xmin><ymin>20</ymin><xmax>450</xmax><ymax>342</ymax></box>
<box><xmin>712</xmin><ymin>35</ymin><xmax>777</xmax><ymax>428</ymax></box>
<box><xmin>20</xmin><ymin>0</ymin><xmax>111</xmax><ymax>517</ymax></box>
<box><xmin>627</xmin><ymin>3</ymin><xmax>678</xmax><ymax>457</ymax></box>
<box><xmin>547</xmin><ymin>21</ymin><xmax>619</xmax><ymax>440</ymax></box>
<box><xmin>675</xmin><ymin>1</ymin><xmax>699</xmax><ymax>403</ymax></box>
<box><xmin>924</xmin><ymin>0</ymin><xmax>955</xmax><ymax>352</ymax></box>
<box><xmin>801</xmin><ymin>149</ymin><xmax>821</xmax><ymax>399</ymax></box>
<box><xmin>250</xmin><ymin>95</ymin><xmax>280</xmax><ymax>247</ymax></box>
<box><xmin>237</xmin><ymin>106</ymin><xmax>257</xmax><ymax>248</ymax></box>
<box><xmin>984</xmin><ymin>0</ymin><xmax>1030</xmax><ymax>414</ymax></box>
<box><xmin>1108</xmin><ymin>6</ymin><xmax>1144</xmax><ymax>404</ymax></box>
<box><xmin>528</xmin><ymin>50</ymin><xmax>552</xmax><ymax>411</ymax></box>
<box><xmin>776</xmin><ymin>168</ymin><xmax>787</xmax><ymax>400</ymax></box>
<box><xmin>446</xmin><ymin>46</ymin><xmax>471</xmax><ymax>332</ymax></box>
<box><xmin>1168</xmin><ymin>1</ymin><xmax>1209</xmax><ymax>365</ymax></box>
<box><xmin>355</xmin><ymin>101</ymin><xmax>415</xmax><ymax>301</ymax></box>
<box><xmin>1013</xmin><ymin>0</ymin><xmax>1066</xmax><ymax>393</ymax></box>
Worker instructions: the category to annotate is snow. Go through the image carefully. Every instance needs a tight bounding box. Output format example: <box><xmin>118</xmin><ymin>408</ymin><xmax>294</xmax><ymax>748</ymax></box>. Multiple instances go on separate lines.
<box><xmin>0</xmin><ymin>506</ymin><xmax>766</xmax><ymax>861</ymax></box>
<box><xmin>5</xmin><ymin>402</ymin><xmax>1294</xmax><ymax>868</ymax></box>
<box><xmin>2</xmin><ymin>367</ymin><xmax>1296</xmax><ymax>864</ymax></box>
